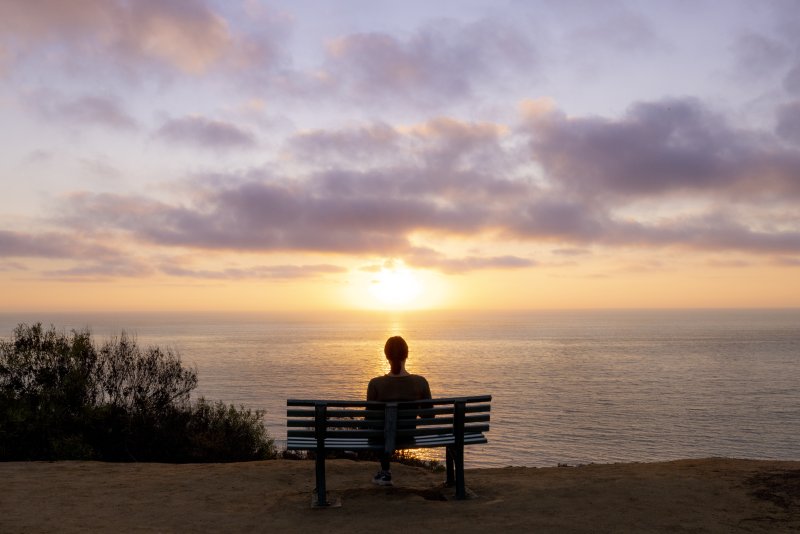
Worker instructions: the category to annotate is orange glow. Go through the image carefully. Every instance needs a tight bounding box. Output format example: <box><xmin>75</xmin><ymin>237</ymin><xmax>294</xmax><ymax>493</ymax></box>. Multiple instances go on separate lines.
<box><xmin>1</xmin><ymin>254</ymin><xmax>800</xmax><ymax>312</ymax></box>
<box><xmin>340</xmin><ymin>262</ymin><xmax>448</xmax><ymax>311</ymax></box>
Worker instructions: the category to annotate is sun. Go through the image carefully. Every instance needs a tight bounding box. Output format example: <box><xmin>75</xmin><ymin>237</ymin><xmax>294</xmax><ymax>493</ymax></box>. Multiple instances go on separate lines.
<box><xmin>369</xmin><ymin>266</ymin><xmax>423</xmax><ymax>307</ymax></box>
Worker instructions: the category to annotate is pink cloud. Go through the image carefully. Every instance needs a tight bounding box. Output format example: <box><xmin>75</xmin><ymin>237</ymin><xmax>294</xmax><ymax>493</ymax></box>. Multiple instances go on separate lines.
<box><xmin>0</xmin><ymin>0</ymin><xmax>280</xmax><ymax>77</ymax></box>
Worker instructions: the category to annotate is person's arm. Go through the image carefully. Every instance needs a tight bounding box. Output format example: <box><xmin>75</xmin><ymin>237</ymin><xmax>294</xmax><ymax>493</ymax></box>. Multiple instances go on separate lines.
<box><xmin>421</xmin><ymin>377</ymin><xmax>432</xmax><ymax>400</ymax></box>
<box><xmin>366</xmin><ymin>378</ymin><xmax>377</xmax><ymax>401</ymax></box>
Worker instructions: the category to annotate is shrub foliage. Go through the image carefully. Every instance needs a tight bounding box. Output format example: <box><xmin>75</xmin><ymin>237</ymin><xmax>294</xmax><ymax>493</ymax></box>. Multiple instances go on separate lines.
<box><xmin>0</xmin><ymin>323</ymin><xmax>275</xmax><ymax>462</ymax></box>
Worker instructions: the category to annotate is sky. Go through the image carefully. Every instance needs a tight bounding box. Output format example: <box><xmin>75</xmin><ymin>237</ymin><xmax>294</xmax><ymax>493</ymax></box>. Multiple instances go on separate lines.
<box><xmin>1</xmin><ymin>0</ymin><xmax>800</xmax><ymax>312</ymax></box>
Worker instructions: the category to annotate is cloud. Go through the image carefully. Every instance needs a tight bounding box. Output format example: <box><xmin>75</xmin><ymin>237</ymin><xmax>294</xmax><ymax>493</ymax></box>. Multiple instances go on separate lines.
<box><xmin>80</xmin><ymin>158</ymin><xmax>123</xmax><ymax>180</ymax></box>
<box><xmin>24</xmin><ymin>149</ymin><xmax>54</xmax><ymax>164</ymax></box>
<box><xmin>706</xmin><ymin>259</ymin><xmax>752</xmax><ymax>268</ymax></box>
<box><xmin>730</xmin><ymin>32</ymin><xmax>791</xmax><ymax>79</ymax></box>
<box><xmin>785</xmin><ymin>65</ymin><xmax>800</xmax><ymax>95</ymax></box>
<box><xmin>0</xmin><ymin>261</ymin><xmax>27</xmax><ymax>271</ymax></box>
<box><xmin>523</xmin><ymin>97</ymin><xmax>800</xmax><ymax>200</ymax></box>
<box><xmin>58</xmin><ymin>118</ymin><xmax>528</xmax><ymax>252</ymax></box>
<box><xmin>57</xmin><ymin>171</ymin><xmax>800</xmax><ymax>264</ymax></box>
<box><xmin>24</xmin><ymin>90</ymin><xmax>137</xmax><ymax>130</ymax></box>
<box><xmin>59</xmin><ymin>186</ymin><xmax>446</xmax><ymax>254</ymax></box>
<box><xmin>729</xmin><ymin>2</ymin><xmax>800</xmax><ymax>94</ymax></box>
<box><xmin>773</xmin><ymin>256</ymin><xmax>800</xmax><ymax>266</ymax></box>
<box><xmin>552</xmin><ymin>248</ymin><xmax>592</xmax><ymax>257</ymax></box>
<box><xmin>159</xmin><ymin>263</ymin><xmax>345</xmax><ymax>280</ymax></box>
<box><xmin>155</xmin><ymin>116</ymin><xmax>256</xmax><ymax>149</ymax></box>
<box><xmin>507</xmin><ymin>199</ymin><xmax>607</xmax><ymax>242</ymax></box>
<box><xmin>601</xmin><ymin>212</ymin><xmax>800</xmax><ymax>255</ymax></box>
<box><xmin>287</xmin><ymin>123</ymin><xmax>401</xmax><ymax>166</ymax></box>
<box><xmin>43</xmin><ymin>261</ymin><xmax>154</xmax><ymax>280</ymax></box>
<box><xmin>0</xmin><ymin>0</ymin><xmax>281</xmax><ymax>78</ymax></box>
<box><xmin>0</xmin><ymin>43</ymin><xmax>10</xmax><ymax>74</ymax></box>
<box><xmin>570</xmin><ymin>8</ymin><xmax>660</xmax><ymax>53</ymax></box>
<box><xmin>0</xmin><ymin>230</ymin><xmax>117</xmax><ymax>259</ymax></box>
<box><xmin>287</xmin><ymin>117</ymin><xmax>523</xmax><ymax>199</ymax></box>
<box><xmin>321</xmin><ymin>18</ymin><xmax>537</xmax><ymax>105</ymax></box>
<box><xmin>776</xmin><ymin>100</ymin><xmax>800</xmax><ymax>144</ymax></box>
<box><xmin>406</xmin><ymin>248</ymin><xmax>536</xmax><ymax>274</ymax></box>
<box><xmin>524</xmin><ymin>98</ymin><xmax>736</xmax><ymax>197</ymax></box>
<box><xmin>41</xmin><ymin>100</ymin><xmax>800</xmax><ymax>272</ymax></box>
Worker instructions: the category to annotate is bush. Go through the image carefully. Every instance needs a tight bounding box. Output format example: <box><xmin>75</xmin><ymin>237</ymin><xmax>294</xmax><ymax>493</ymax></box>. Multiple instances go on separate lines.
<box><xmin>185</xmin><ymin>398</ymin><xmax>275</xmax><ymax>462</ymax></box>
<box><xmin>0</xmin><ymin>323</ymin><xmax>275</xmax><ymax>462</ymax></box>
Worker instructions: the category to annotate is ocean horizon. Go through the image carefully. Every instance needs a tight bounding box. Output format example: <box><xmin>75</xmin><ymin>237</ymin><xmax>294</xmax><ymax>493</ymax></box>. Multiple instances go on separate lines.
<box><xmin>2</xmin><ymin>308</ymin><xmax>798</xmax><ymax>468</ymax></box>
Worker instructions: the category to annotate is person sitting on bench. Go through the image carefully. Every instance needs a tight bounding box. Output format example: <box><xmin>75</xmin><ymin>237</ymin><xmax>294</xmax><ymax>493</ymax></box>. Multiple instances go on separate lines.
<box><xmin>366</xmin><ymin>336</ymin><xmax>432</xmax><ymax>486</ymax></box>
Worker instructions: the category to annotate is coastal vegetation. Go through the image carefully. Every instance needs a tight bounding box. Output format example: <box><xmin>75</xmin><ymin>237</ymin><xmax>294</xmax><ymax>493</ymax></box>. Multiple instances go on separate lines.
<box><xmin>0</xmin><ymin>323</ymin><xmax>275</xmax><ymax>462</ymax></box>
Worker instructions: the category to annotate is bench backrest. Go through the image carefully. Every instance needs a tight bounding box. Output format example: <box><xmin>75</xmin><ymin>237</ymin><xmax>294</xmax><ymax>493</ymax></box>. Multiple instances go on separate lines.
<box><xmin>287</xmin><ymin>395</ymin><xmax>491</xmax><ymax>453</ymax></box>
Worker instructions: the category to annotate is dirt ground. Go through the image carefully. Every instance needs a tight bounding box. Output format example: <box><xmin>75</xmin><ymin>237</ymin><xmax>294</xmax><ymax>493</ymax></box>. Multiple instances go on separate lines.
<box><xmin>2</xmin><ymin>458</ymin><xmax>799</xmax><ymax>532</ymax></box>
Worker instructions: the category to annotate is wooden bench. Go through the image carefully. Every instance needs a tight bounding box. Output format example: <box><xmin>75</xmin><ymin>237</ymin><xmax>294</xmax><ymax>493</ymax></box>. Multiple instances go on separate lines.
<box><xmin>286</xmin><ymin>395</ymin><xmax>491</xmax><ymax>506</ymax></box>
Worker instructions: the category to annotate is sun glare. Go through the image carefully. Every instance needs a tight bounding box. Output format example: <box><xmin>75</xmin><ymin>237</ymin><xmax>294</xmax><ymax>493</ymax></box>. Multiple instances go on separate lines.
<box><xmin>369</xmin><ymin>266</ymin><xmax>423</xmax><ymax>307</ymax></box>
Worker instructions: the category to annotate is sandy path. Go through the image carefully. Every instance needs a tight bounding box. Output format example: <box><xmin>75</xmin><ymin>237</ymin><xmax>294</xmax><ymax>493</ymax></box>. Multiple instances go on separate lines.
<box><xmin>2</xmin><ymin>458</ymin><xmax>799</xmax><ymax>532</ymax></box>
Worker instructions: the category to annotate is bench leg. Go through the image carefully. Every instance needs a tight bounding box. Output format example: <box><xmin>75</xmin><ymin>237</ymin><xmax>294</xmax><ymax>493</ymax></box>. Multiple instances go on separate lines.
<box><xmin>314</xmin><ymin>453</ymin><xmax>328</xmax><ymax>507</ymax></box>
<box><xmin>313</xmin><ymin>403</ymin><xmax>329</xmax><ymax>507</ymax></box>
<box><xmin>452</xmin><ymin>400</ymin><xmax>467</xmax><ymax>499</ymax></box>
<box><xmin>445</xmin><ymin>446</ymin><xmax>467</xmax><ymax>498</ymax></box>
<box><xmin>454</xmin><ymin>447</ymin><xmax>466</xmax><ymax>500</ymax></box>
<box><xmin>445</xmin><ymin>447</ymin><xmax>455</xmax><ymax>487</ymax></box>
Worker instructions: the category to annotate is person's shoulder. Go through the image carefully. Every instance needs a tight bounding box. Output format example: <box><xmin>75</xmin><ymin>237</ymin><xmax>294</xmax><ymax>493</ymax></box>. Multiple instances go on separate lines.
<box><xmin>409</xmin><ymin>374</ymin><xmax>430</xmax><ymax>387</ymax></box>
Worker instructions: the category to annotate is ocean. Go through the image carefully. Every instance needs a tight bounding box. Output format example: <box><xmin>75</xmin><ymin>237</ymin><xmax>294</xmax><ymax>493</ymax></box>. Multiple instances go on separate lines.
<box><xmin>1</xmin><ymin>309</ymin><xmax>798</xmax><ymax>468</ymax></box>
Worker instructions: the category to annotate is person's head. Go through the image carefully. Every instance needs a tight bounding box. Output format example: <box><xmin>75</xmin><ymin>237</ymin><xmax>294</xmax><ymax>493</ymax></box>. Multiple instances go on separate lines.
<box><xmin>384</xmin><ymin>336</ymin><xmax>408</xmax><ymax>374</ymax></box>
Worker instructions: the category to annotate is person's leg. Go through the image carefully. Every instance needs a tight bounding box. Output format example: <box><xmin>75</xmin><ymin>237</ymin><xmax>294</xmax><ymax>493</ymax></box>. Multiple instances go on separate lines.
<box><xmin>380</xmin><ymin>453</ymin><xmax>390</xmax><ymax>472</ymax></box>
<box><xmin>372</xmin><ymin>453</ymin><xmax>393</xmax><ymax>485</ymax></box>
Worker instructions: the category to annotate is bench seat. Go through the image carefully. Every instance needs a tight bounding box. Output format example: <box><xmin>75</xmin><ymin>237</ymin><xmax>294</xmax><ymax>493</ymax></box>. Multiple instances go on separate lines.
<box><xmin>287</xmin><ymin>431</ymin><xmax>488</xmax><ymax>451</ymax></box>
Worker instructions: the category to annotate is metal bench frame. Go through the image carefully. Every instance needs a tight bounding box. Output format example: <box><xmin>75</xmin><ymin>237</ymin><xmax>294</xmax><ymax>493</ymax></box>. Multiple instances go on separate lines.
<box><xmin>287</xmin><ymin>395</ymin><xmax>491</xmax><ymax>505</ymax></box>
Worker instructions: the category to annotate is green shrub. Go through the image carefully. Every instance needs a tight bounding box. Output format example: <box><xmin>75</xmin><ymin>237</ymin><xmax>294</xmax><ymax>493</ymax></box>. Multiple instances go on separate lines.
<box><xmin>186</xmin><ymin>398</ymin><xmax>274</xmax><ymax>462</ymax></box>
<box><xmin>0</xmin><ymin>323</ymin><xmax>275</xmax><ymax>462</ymax></box>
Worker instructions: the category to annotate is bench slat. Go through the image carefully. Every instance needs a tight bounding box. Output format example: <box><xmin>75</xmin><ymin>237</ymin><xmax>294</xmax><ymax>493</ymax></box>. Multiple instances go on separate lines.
<box><xmin>288</xmin><ymin>413</ymin><xmax>490</xmax><ymax>429</ymax></box>
<box><xmin>288</xmin><ymin>422</ymin><xmax>490</xmax><ymax>438</ymax></box>
<box><xmin>287</xmin><ymin>408</ymin><xmax>385</xmax><ymax>418</ymax></box>
<box><xmin>287</xmin><ymin>419</ymin><xmax>386</xmax><ymax>429</ymax></box>
<box><xmin>395</xmin><ymin>423</ymin><xmax>489</xmax><ymax>437</ymax></box>
<box><xmin>288</xmin><ymin>429</ymin><xmax>384</xmax><ymax>439</ymax></box>
<box><xmin>286</xmin><ymin>440</ymin><xmax>381</xmax><ymax>451</ymax></box>
<box><xmin>286</xmin><ymin>432</ymin><xmax>488</xmax><ymax>451</ymax></box>
<box><xmin>398</xmin><ymin>404</ymin><xmax>491</xmax><ymax>417</ymax></box>
<box><xmin>288</xmin><ymin>400</ymin><xmax>378</xmax><ymax>407</ymax></box>
<box><xmin>287</xmin><ymin>395</ymin><xmax>491</xmax><ymax>408</ymax></box>
<box><xmin>398</xmin><ymin>414</ymin><xmax>490</xmax><ymax>427</ymax></box>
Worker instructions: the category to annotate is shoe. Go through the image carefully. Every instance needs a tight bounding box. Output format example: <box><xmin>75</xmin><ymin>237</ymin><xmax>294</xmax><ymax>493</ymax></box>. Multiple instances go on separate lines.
<box><xmin>372</xmin><ymin>470</ymin><xmax>393</xmax><ymax>486</ymax></box>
